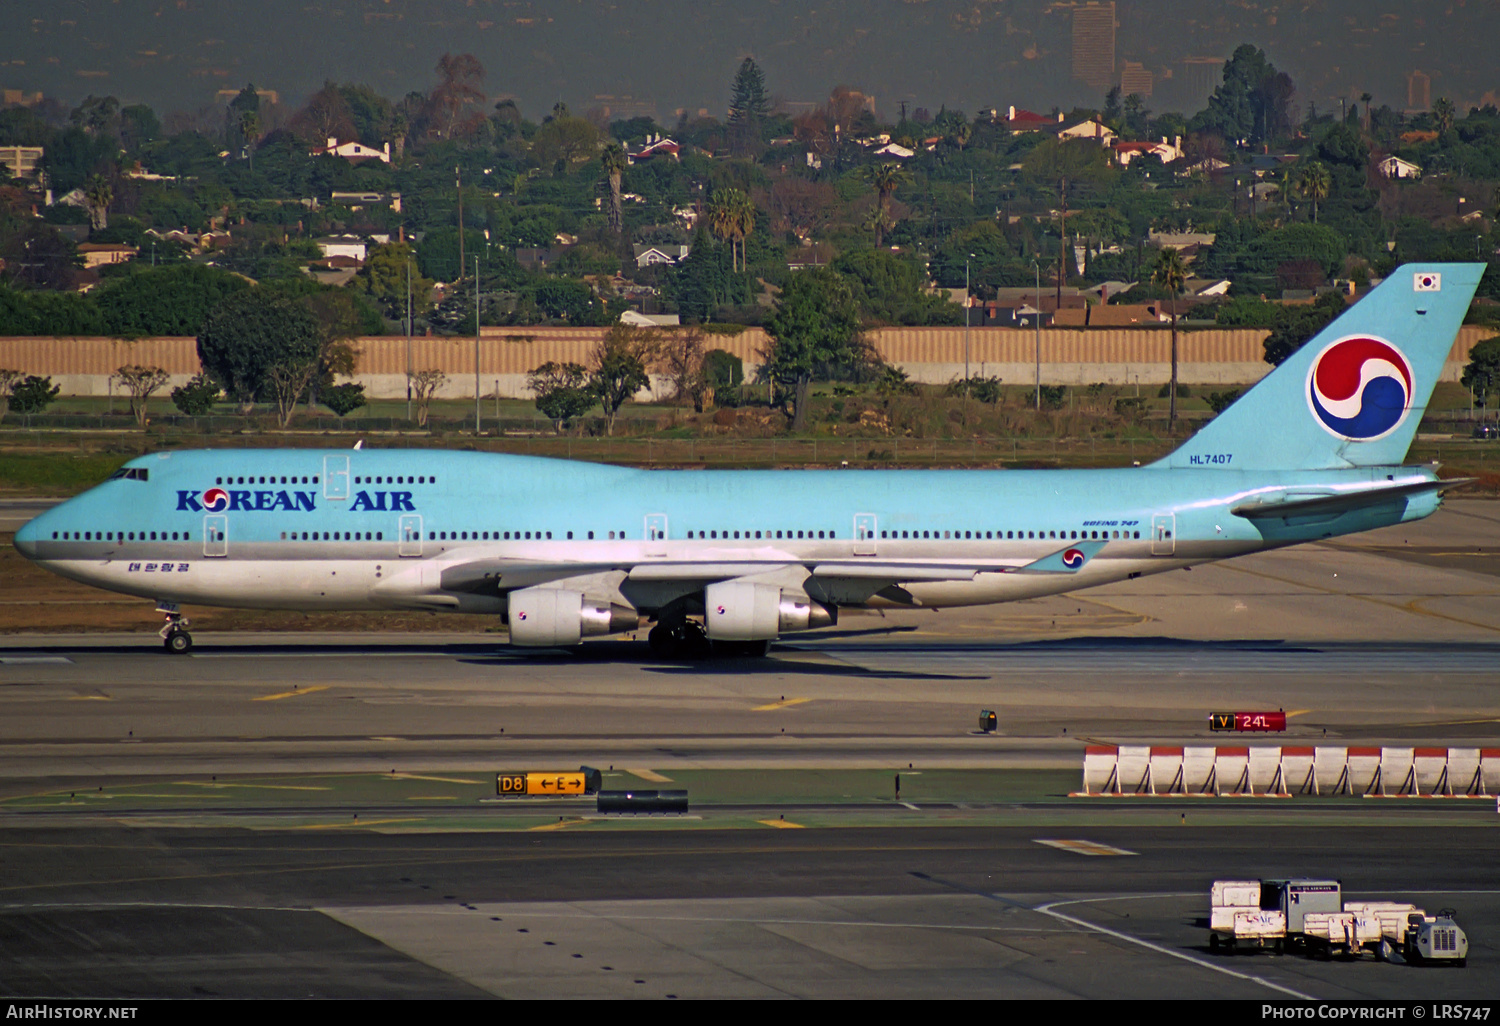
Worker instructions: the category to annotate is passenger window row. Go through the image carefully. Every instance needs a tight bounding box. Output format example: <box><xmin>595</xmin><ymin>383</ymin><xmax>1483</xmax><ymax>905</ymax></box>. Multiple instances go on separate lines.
<box><xmin>425</xmin><ymin>530</ymin><xmax>626</xmax><ymax>541</ymax></box>
<box><xmin>281</xmin><ymin>532</ymin><xmax>383</xmax><ymax>541</ymax></box>
<box><xmin>354</xmin><ymin>475</ymin><xmax>432</xmax><ymax>485</ymax></box>
<box><xmin>217</xmin><ymin>475</ymin><xmax>318</xmax><ymax>485</ymax></box>
<box><xmin>53</xmin><ymin>530</ymin><xmax>190</xmax><ymax>541</ymax></box>
<box><xmin>685</xmin><ymin>530</ymin><xmax>834</xmax><ymax>540</ymax></box>
<box><xmin>877</xmin><ymin>529</ymin><xmax>1142</xmax><ymax>540</ymax></box>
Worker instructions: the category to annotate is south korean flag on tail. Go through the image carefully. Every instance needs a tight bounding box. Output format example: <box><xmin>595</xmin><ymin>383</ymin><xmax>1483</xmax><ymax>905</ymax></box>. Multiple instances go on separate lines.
<box><xmin>1414</xmin><ymin>271</ymin><xmax>1442</xmax><ymax>292</ymax></box>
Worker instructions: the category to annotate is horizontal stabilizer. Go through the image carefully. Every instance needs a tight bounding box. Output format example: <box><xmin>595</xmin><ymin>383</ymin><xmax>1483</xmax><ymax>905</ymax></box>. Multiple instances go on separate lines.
<box><xmin>1013</xmin><ymin>539</ymin><xmax>1108</xmax><ymax>574</ymax></box>
<box><xmin>1230</xmin><ymin>478</ymin><xmax>1472</xmax><ymax>520</ymax></box>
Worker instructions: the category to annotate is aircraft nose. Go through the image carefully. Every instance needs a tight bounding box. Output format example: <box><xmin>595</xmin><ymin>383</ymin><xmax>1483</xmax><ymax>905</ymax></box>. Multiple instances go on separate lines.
<box><xmin>13</xmin><ymin>517</ymin><xmax>39</xmax><ymax>558</ymax></box>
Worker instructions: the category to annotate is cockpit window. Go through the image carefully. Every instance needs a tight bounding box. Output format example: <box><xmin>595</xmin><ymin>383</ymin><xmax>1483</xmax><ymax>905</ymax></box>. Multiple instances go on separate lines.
<box><xmin>110</xmin><ymin>468</ymin><xmax>149</xmax><ymax>481</ymax></box>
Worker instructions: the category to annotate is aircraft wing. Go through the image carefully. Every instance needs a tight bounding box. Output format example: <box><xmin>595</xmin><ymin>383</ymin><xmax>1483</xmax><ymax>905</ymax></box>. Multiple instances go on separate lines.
<box><xmin>1230</xmin><ymin>478</ymin><xmax>1474</xmax><ymax>521</ymax></box>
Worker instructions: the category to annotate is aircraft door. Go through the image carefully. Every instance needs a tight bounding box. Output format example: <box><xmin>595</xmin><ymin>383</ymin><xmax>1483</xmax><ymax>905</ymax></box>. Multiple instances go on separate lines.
<box><xmin>644</xmin><ymin>513</ymin><xmax>668</xmax><ymax>556</ymax></box>
<box><xmin>398</xmin><ymin>514</ymin><xmax>423</xmax><ymax>557</ymax></box>
<box><xmin>203</xmin><ymin>515</ymin><xmax>228</xmax><ymax>557</ymax></box>
<box><xmin>1151</xmin><ymin>514</ymin><xmax>1176</xmax><ymax>556</ymax></box>
<box><xmin>853</xmin><ymin>513</ymin><xmax>878</xmax><ymax>555</ymax></box>
<box><xmin>323</xmin><ymin>455</ymin><xmax>350</xmax><ymax>500</ymax></box>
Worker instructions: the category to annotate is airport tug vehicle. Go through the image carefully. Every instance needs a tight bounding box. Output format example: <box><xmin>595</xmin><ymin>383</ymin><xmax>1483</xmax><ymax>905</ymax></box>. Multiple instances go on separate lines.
<box><xmin>1209</xmin><ymin>880</ymin><xmax>1467</xmax><ymax>965</ymax></box>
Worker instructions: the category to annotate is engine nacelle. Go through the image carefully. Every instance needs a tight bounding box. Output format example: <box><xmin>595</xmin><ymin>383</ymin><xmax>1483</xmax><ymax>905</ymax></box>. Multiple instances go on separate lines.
<box><xmin>507</xmin><ymin>587</ymin><xmax>638</xmax><ymax>647</ymax></box>
<box><xmin>704</xmin><ymin>581</ymin><xmax>835</xmax><ymax>641</ymax></box>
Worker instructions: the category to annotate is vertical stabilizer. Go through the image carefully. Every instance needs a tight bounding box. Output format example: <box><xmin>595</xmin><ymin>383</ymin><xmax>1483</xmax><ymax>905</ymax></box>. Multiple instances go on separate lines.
<box><xmin>1159</xmin><ymin>263</ymin><xmax>1484</xmax><ymax>470</ymax></box>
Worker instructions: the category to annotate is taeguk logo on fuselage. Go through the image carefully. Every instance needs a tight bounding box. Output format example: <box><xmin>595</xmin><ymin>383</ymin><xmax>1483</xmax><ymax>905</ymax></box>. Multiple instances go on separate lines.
<box><xmin>1061</xmin><ymin>548</ymin><xmax>1086</xmax><ymax>570</ymax></box>
<box><xmin>1306</xmin><ymin>335</ymin><xmax>1414</xmax><ymax>442</ymax></box>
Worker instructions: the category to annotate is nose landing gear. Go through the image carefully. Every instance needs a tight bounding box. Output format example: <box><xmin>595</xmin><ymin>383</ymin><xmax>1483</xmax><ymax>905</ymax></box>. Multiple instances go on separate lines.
<box><xmin>158</xmin><ymin>605</ymin><xmax>193</xmax><ymax>654</ymax></box>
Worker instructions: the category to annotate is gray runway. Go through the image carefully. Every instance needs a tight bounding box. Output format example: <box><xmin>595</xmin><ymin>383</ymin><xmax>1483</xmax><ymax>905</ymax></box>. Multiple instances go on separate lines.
<box><xmin>3</xmin><ymin>500</ymin><xmax>1500</xmax><ymax>998</ymax></box>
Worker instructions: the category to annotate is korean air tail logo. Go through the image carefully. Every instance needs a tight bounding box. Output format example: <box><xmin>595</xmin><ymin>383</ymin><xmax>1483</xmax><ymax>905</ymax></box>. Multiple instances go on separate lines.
<box><xmin>200</xmin><ymin>487</ymin><xmax>229</xmax><ymax>512</ymax></box>
<box><xmin>1306</xmin><ymin>336</ymin><xmax>1414</xmax><ymax>442</ymax></box>
<box><xmin>1061</xmin><ymin>548</ymin><xmax>1086</xmax><ymax>570</ymax></box>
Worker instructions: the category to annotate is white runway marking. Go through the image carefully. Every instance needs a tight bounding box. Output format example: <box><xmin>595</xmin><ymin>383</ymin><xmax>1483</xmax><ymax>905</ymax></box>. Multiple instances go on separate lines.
<box><xmin>1034</xmin><ymin>895</ymin><xmax>1316</xmax><ymax>1000</ymax></box>
<box><xmin>1034</xmin><ymin>838</ymin><xmax>1137</xmax><ymax>857</ymax></box>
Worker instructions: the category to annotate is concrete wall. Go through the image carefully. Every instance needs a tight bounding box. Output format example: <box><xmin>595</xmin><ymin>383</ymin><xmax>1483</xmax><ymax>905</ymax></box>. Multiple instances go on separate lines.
<box><xmin>1</xmin><ymin>326</ymin><xmax>1490</xmax><ymax>399</ymax></box>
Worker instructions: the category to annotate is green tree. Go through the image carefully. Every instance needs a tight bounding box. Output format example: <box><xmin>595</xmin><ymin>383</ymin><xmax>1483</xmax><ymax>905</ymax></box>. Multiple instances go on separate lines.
<box><xmin>762</xmin><ymin>268</ymin><xmax>871</xmax><ymax>431</ymax></box>
<box><xmin>93</xmin><ymin>264</ymin><xmax>250</xmax><ymax>338</ymax></box>
<box><xmin>0</xmin><ymin>369</ymin><xmax>19</xmax><ymax>422</ymax></box>
<box><xmin>527</xmin><ymin>361</ymin><xmax>594</xmax><ymax>432</ymax></box>
<box><xmin>1262</xmin><ymin>292</ymin><xmax>1347</xmax><ymax>366</ymax></box>
<box><xmin>1193</xmin><ymin>44</ymin><xmax>1295</xmax><ymax>146</ymax></box>
<box><xmin>591</xmin><ymin>323</ymin><xmax>656</xmax><ymax>435</ymax></box>
<box><xmin>9</xmin><ymin>375</ymin><xmax>60</xmax><ymax>415</ymax></box>
<box><xmin>1297</xmin><ymin>161</ymin><xmax>1332</xmax><ymax>223</ymax></box>
<box><xmin>322</xmin><ymin>382</ymin><xmax>367</xmax><ymax>417</ymax></box>
<box><xmin>1152</xmin><ymin>247</ymin><xmax>1188</xmax><ymax>430</ymax></box>
<box><xmin>1461</xmin><ymin>336</ymin><xmax>1500</xmax><ymax>408</ymax></box>
<box><xmin>860</xmin><ymin>162</ymin><xmax>911</xmax><ymax>248</ymax></box>
<box><xmin>83</xmin><ymin>174</ymin><xmax>113</xmax><ymax>231</ymax></box>
<box><xmin>531</xmin><ymin>115</ymin><xmax>599</xmax><ymax>168</ymax></box>
<box><xmin>170</xmin><ymin>373</ymin><xmax>221</xmax><ymax>416</ymax></box>
<box><xmin>1432</xmin><ymin>97</ymin><xmax>1456</xmax><ymax>136</ymax></box>
<box><xmin>706</xmin><ymin>187</ymin><xmax>755</xmax><ymax>271</ymax></box>
<box><xmin>600</xmin><ymin>142</ymin><xmax>629</xmax><ymax>236</ymax></box>
<box><xmin>833</xmin><ymin>249</ymin><xmax>961</xmax><ymax>325</ymax></box>
<box><xmin>237</xmin><ymin>108</ymin><xmax>261</xmax><ymax>173</ymax></box>
<box><xmin>115</xmin><ymin>364</ymin><xmax>169</xmax><ymax>427</ymax></box>
<box><xmin>727</xmin><ymin>56</ymin><xmax>771</xmax><ymax>154</ymax></box>
<box><xmin>197</xmin><ymin>290</ymin><xmax>322</xmax><ymax>412</ymax></box>
<box><xmin>352</xmin><ymin>242</ymin><xmax>432</xmax><ymax>322</ymax></box>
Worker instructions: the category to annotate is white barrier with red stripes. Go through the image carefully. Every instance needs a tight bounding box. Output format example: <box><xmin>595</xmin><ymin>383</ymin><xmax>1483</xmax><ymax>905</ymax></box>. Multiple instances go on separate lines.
<box><xmin>1079</xmin><ymin>745</ymin><xmax>1500</xmax><ymax>797</ymax></box>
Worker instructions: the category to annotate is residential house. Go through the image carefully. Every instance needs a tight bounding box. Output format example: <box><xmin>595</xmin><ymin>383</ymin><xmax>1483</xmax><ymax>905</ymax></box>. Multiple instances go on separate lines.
<box><xmin>76</xmin><ymin>243</ymin><xmax>137</xmax><ymax>269</ymax></box>
<box><xmin>1002</xmin><ymin>106</ymin><xmax>1056</xmax><ymax>133</ymax></box>
<box><xmin>330</xmin><ymin>191</ymin><xmax>403</xmax><ymax>212</ymax></box>
<box><xmin>633</xmin><ymin>243</ymin><xmax>690</xmax><ymax>268</ymax></box>
<box><xmin>872</xmin><ymin>142</ymin><xmax>915</xmax><ymax>159</ymax></box>
<box><xmin>0</xmin><ymin>145</ymin><xmax>43</xmax><ymax>179</ymax></box>
<box><xmin>1377</xmin><ymin>155</ymin><xmax>1422</xmax><ymax>180</ymax></box>
<box><xmin>1113</xmin><ymin>138</ymin><xmax>1182</xmax><ymax>166</ymax></box>
<box><xmin>310</xmin><ymin>137</ymin><xmax>392</xmax><ymax>164</ymax></box>
<box><xmin>627</xmin><ymin>136</ymin><xmax>680</xmax><ymax>164</ymax></box>
<box><xmin>619</xmin><ymin>310</ymin><xmax>680</xmax><ymax>327</ymax></box>
<box><xmin>1049</xmin><ymin>117</ymin><xmax>1117</xmax><ymax>145</ymax></box>
<box><xmin>314</xmin><ymin>235</ymin><xmax>367</xmax><ymax>262</ymax></box>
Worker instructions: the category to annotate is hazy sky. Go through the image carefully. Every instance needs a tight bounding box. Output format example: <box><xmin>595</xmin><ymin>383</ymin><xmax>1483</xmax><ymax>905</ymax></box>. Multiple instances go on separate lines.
<box><xmin>2</xmin><ymin>1</ymin><xmax>1495</xmax><ymax>122</ymax></box>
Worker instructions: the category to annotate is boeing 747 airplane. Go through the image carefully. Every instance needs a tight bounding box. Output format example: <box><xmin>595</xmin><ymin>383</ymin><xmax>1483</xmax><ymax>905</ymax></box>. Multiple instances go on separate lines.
<box><xmin>11</xmin><ymin>263</ymin><xmax>1486</xmax><ymax>656</ymax></box>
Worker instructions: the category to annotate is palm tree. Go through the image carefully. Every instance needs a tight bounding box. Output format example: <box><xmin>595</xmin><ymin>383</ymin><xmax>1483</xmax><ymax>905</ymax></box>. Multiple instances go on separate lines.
<box><xmin>83</xmin><ymin>174</ymin><xmax>112</xmax><ymax>231</ymax></box>
<box><xmin>728</xmin><ymin>189</ymin><xmax>756</xmax><ymax>272</ymax></box>
<box><xmin>864</xmin><ymin>206</ymin><xmax>896</xmax><ymax>249</ymax></box>
<box><xmin>237</xmin><ymin>109</ymin><xmax>261</xmax><ymax>173</ymax></box>
<box><xmin>600</xmin><ymin>142</ymin><xmax>628</xmax><ymax>236</ymax></box>
<box><xmin>1152</xmin><ymin>247</ymin><xmax>1188</xmax><ymax>430</ymax></box>
<box><xmin>1298</xmin><ymin>161</ymin><xmax>1332</xmax><ymax>224</ymax></box>
<box><xmin>707</xmin><ymin>188</ymin><xmax>753</xmax><ymax>271</ymax></box>
<box><xmin>1432</xmin><ymin>97</ymin><xmax>1456</xmax><ymax>136</ymax></box>
<box><xmin>861</xmin><ymin>162</ymin><xmax>911</xmax><ymax>246</ymax></box>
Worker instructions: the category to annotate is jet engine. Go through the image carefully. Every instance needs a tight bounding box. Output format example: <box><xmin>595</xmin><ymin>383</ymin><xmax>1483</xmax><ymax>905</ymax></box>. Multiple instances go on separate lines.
<box><xmin>507</xmin><ymin>587</ymin><xmax>638</xmax><ymax>646</ymax></box>
<box><xmin>703</xmin><ymin>581</ymin><xmax>835</xmax><ymax>641</ymax></box>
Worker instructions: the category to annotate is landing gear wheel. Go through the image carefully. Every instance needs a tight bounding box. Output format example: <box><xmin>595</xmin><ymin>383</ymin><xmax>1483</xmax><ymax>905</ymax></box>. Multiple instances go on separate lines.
<box><xmin>164</xmin><ymin>629</ymin><xmax>192</xmax><ymax>654</ymax></box>
<box><xmin>1209</xmin><ymin>933</ymin><xmax>1220</xmax><ymax>953</ymax></box>
<box><xmin>647</xmin><ymin>619</ymin><xmax>710</xmax><ymax>659</ymax></box>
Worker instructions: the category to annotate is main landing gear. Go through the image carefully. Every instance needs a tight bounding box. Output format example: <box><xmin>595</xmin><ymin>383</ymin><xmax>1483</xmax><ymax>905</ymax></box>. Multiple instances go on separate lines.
<box><xmin>159</xmin><ymin>610</ymin><xmax>193</xmax><ymax>654</ymax></box>
<box><xmin>646</xmin><ymin>618</ymin><xmax>770</xmax><ymax>659</ymax></box>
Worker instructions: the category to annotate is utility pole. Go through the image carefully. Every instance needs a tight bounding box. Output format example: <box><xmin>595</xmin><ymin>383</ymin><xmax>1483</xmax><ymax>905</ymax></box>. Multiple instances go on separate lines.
<box><xmin>405</xmin><ymin>257</ymin><xmax>414</xmax><ymax>422</ymax></box>
<box><xmin>474</xmin><ymin>255</ymin><xmax>482</xmax><ymax>434</ymax></box>
<box><xmin>456</xmin><ymin>166</ymin><xmax>464</xmax><ymax>281</ymax></box>
<box><xmin>964</xmin><ymin>255</ymin><xmax>972</xmax><ymax>397</ymax></box>
<box><xmin>1033</xmin><ymin>259</ymin><xmax>1041</xmax><ymax>411</ymax></box>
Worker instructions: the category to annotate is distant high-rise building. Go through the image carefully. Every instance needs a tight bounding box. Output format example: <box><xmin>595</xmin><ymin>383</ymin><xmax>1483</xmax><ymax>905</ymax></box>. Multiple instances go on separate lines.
<box><xmin>1119</xmin><ymin>61</ymin><xmax>1153</xmax><ymax>99</ymax></box>
<box><xmin>1407</xmin><ymin>70</ymin><xmax>1431</xmax><ymax>112</ymax></box>
<box><xmin>1177</xmin><ymin>57</ymin><xmax>1225</xmax><ymax>111</ymax></box>
<box><xmin>1071</xmin><ymin>2</ymin><xmax>1116</xmax><ymax>95</ymax></box>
